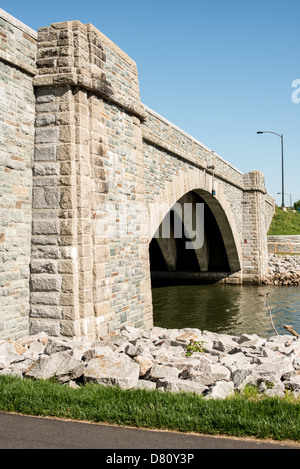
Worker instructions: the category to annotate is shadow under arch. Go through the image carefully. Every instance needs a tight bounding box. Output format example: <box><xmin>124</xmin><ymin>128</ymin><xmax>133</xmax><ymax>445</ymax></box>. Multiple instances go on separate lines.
<box><xmin>193</xmin><ymin>188</ymin><xmax>241</xmax><ymax>272</ymax></box>
<box><xmin>148</xmin><ymin>177</ymin><xmax>242</xmax><ymax>285</ymax></box>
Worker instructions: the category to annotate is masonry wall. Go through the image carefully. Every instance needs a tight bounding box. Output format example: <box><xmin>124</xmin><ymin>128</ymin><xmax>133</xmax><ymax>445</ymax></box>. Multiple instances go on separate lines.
<box><xmin>142</xmin><ymin>106</ymin><xmax>245</xmax><ymax>239</ymax></box>
<box><xmin>30</xmin><ymin>20</ymin><xmax>152</xmax><ymax>339</ymax></box>
<box><xmin>0</xmin><ymin>9</ymin><xmax>37</xmax><ymax>339</ymax></box>
<box><xmin>242</xmin><ymin>170</ymin><xmax>269</xmax><ymax>282</ymax></box>
<box><xmin>0</xmin><ymin>11</ymin><xmax>275</xmax><ymax>341</ymax></box>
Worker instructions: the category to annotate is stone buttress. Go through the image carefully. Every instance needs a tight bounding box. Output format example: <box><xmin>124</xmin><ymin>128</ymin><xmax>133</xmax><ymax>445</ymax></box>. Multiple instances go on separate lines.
<box><xmin>0</xmin><ymin>11</ymin><xmax>275</xmax><ymax>341</ymax></box>
<box><xmin>31</xmin><ymin>20</ymin><xmax>152</xmax><ymax>339</ymax></box>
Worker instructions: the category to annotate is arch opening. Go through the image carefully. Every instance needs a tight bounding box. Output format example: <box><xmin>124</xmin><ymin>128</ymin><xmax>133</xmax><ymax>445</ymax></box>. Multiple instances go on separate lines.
<box><xmin>149</xmin><ymin>190</ymin><xmax>238</xmax><ymax>287</ymax></box>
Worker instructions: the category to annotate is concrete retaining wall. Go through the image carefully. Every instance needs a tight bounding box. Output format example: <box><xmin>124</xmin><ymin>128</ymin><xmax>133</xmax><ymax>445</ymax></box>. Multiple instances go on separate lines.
<box><xmin>268</xmin><ymin>235</ymin><xmax>300</xmax><ymax>254</ymax></box>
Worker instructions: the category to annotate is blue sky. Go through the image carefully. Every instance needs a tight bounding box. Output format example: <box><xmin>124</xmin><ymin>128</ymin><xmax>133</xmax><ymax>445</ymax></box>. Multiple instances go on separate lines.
<box><xmin>2</xmin><ymin>0</ymin><xmax>299</xmax><ymax>207</ymax></box>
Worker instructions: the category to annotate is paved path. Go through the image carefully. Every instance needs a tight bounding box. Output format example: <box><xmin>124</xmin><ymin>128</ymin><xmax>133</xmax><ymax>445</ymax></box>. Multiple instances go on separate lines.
<box><xmin>0</xmin><ymin>411</ymin><xmax>299</xmax><ymax>451</ymax></box>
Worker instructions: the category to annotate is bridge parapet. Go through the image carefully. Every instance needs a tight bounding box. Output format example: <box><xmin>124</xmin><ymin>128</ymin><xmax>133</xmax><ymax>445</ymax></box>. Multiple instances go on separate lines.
<box><xmin>142</xmin><ymin>106</ymin><xmax>244</xmax><ymax>189</ymax></box>
<box><xmin>34</xmin><ymin>20</ymin><xmax>146</xmax><ymax>120</ymax></box>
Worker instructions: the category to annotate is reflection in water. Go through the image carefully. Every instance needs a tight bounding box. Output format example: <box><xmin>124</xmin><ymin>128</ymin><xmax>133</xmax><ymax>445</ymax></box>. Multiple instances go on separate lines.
<box><xmin>152</xmin><ymin>284</ymin><xmax>300</xmax><ymax>337</ymax></box>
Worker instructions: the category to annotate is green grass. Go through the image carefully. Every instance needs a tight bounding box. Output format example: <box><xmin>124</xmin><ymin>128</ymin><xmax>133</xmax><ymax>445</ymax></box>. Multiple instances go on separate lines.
<box><xmin>268</xmin><ymin>206</ymin><xmax>300</xmax><ymax>235</ymax></box>
<box><xmin>0</xmin><ymin>375</ymin><xmax>300</xmax><ymax>443</ymax></box>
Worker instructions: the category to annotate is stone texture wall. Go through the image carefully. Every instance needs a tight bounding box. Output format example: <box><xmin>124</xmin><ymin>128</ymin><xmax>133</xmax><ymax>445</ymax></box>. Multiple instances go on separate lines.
<box><xmin>141</xmin><ymin>107</ymin><xmax>271</xmax><ymax>283</ymax></box>
<box><xmin>142</xmin><ymin>106</ymin><xmax>245</xmax><ymax>238</ymax></box>
<box><xmin>265</xmin><ymin>193</ymin><xmax>276</xmax><ymax>232</ymax></box>
<box><xmin>30</xmin><ymin>20</ymin><xmax>152</xmax><ymax>339</ymax></box>
<box><xmin>242</xmin><ymin>170</ymin><xmax>270</xmax><ymax>283</ymax></box>
<box><xmin>0</xmin><ymin>11</ymin><xmax>275</xmax><ymax>341</ymax></box>
<box><xmin>0</xmin><ymin>9</ymin><xmax>37</xmax><ymax>340</ymax></box>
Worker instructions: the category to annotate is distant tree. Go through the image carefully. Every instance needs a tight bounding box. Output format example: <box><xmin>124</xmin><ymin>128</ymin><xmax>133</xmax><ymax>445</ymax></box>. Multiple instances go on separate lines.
<box><xmin>294</xmin><ymin>200</ymin><xmax>300</xmax><ymax>211</ymax></box>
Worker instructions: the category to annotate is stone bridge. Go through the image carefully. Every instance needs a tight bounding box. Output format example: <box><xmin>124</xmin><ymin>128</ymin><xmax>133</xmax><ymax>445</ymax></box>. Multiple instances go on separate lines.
<box><xmin>0</xmin><ymin>10</ymin><xmax>275</xmax><ymax>340</ymax></box>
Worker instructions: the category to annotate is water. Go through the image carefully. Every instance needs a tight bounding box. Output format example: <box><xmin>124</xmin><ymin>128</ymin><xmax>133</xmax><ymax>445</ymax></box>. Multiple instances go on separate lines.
<box><xmin>152</xmin><ymin>284</ymin><xmax>300</xmax><ymax>338</ymax></box>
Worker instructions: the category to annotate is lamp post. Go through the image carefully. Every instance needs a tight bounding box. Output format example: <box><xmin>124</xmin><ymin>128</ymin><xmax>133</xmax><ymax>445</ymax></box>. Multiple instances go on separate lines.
<box><xmin>277</xmin><ymin>192</ymin><xmax>292</xmax><ymax>208</ymax></box>
<box><xmin>257</xmin><ymin>131</ymin><xmax>285</xmax><ymax>208</ymax></box>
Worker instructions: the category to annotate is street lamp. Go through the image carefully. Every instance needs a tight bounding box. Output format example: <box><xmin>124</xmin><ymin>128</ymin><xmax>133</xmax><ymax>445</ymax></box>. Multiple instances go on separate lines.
<box><xmin>277</xmin><ymin>192</ymin><xmax>292</xmax><ymax>208</ymax></box>
<box><xmin>257</xmin><ymin>131</ymin><xmax>285</xmax><ymax>208</ymax></box>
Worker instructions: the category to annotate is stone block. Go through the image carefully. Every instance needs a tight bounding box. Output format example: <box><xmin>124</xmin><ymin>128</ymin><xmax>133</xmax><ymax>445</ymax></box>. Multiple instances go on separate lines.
<box><xmin>31</xmin><ymin>274</ymin><xmax>62</xmax><ymax>292</ymax></box>
<box><xmin>31</xmin><ymin>292</ymin><xmax>60</xmax><ymax>305</ymax></box>
<box><xmin>29</xmin><ymin>318</ymin><xmax>60</xmax><ymax>336</ymax></box>
<box><xmin>32</xmin><ymin>187</ymin><xmax>60</xmax><ymax>209</ymax></box>
<box><xmin>35</xmin><ymin>127</ymin><xmax>59</xmax><ymax>144</ymax></box>
<box><xmin>61</xmin><ymin>274</ymin><xmax>77</xmax><ymax>292</ymax></box>
<box><xmin>60</xmin><ymin>187</ymin><xmax>75</xmax><ymax>209</ymax></box>
<box><xmin>31</xmin><ymin>246</ymin><xmax>60</xmax><ymax>259</ymax></box>
<box><xmin>59</xmin><ymin>125</ymin><xmax>74</xmax><ymax>143</ymax></box>
<box><xmin>33</xmin><ymin>163</ymin><xmax>59</xmax><ymax>176</ymax></box>
<box><xmin>30</xmin><ymin>305</ymin><xmax>62</xmax><ymax>319</ymax></box>
<box><xmin>58</xmin><ymin>260</ymin><xmax>76</xmax><ymax>274</ymax></box>
<box><xmin>30</xmin><ymin>259</ymin><xmax>57</xmax><ymax>274</ymax></box>
<box><xmin>35</xmin><ymin>114</ymin><xmax>56</xmax><ymax>127</ymax></box>
<box><xmin>34</xmin><ymin>146</ymin><xmax>56</xmax><ymax>161</ymax></box>
<box><xmin>56</xmin><ymin>143</ymin><xmax>75</xmax><ymax>161</ymax></box>
<box><xmin>32</xmin><ymin>220</ymin><xmax>59</xmax><ymax>235</ymax></box>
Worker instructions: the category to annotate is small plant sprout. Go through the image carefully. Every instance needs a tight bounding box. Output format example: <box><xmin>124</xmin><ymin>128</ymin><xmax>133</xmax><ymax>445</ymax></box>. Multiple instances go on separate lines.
<box><xmin>186</xmin><ymin>339</ymin><xmax>206</xmax><ymax>357</ymax></box>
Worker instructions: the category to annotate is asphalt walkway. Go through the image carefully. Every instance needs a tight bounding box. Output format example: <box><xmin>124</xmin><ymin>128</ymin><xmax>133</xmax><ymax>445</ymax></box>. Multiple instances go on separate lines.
<box><xmin>0</xmin><ymin>411</ymin><xmax>299</xmax><ymax>451</ymax></box>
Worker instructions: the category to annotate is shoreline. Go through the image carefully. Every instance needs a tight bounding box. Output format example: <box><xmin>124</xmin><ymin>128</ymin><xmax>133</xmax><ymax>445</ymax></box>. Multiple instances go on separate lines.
<box><xmin>1</xmin><ymin>325</ymin><xmax>300</xmax><ymax>400</ymax></box>
<box><xmin>264</xmin><ymin>253</ymin><xmax>300</xmax><ymax>286</ymax></box>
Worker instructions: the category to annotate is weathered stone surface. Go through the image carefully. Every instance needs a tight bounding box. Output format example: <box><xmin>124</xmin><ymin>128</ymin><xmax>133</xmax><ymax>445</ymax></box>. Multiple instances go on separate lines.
<box><xmin>0</xmin><ymin>342</ymin><xmax>26</xmax><ymax>369</ymax></box>
<box><xmin>44</xmin><ymin>338</ymin><xmax>72</xmax><ymax>355</ymax></box>
<box><xmin>25</xmin><ymin>351</ymin><xmax>85</xmax><ymax>383</ymax></box>
<box><xmin>156</xmin><ymin>378</ymin><xmax>208</xmax><ymax>395</ymax></box>
<box><xmin>148</xmin><ymin>364</ymin><xmax>180</xmax><ymax>382</ymax></box>
<box><xmin>133</xmin><ymin>355</ymin><xmax>153</xmax><ymax>377</ymax></box>
<box><xmin>183</xmin><ymin>363</ymin><xmax>231</xmax><ymax>386</ymax></box>
<box><xmin>83</xmin><ymin>355</ymin><xmax>140</xmax><ymax>390</ymax></box>
<box><xmin>213</xmin><ymin>335</ymin><xmax>238</xmax><ymax>354</ymax></box>
<box><xmin>265</xmin><ymin>253</ymin><xmax>300</xmax><ymax>286</ymax></box>
<box><xmin>0</xmin><ymin>9</ymin><xmax>275</xmax><ymax>343</ymax></box>
<box><xmin>220</xmin><ymin>352</ymin><xmax>252</xmax><ymax>372</ymax></box>
<box><xmin>0</xmin><ymin>9</ymin><xmax>36</xmax><ymax>341</ymax></box>
<box><xmin>203</xmin><ymin>380</ymin><xmax>235</xmax><ymax>400</ymax></box>
<box><xmin>231</xmin><ymin>368</ymin><xmax>257</xmax><ymax>390</ymax></box>
<box><xmin>1</xmin><ymin>326</ymin><xmax>300</xmax><ymax>399</ymax></box>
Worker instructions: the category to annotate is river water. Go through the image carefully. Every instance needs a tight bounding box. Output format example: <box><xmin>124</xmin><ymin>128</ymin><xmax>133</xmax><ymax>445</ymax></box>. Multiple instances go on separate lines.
<box><xmin>152</xmin><ymin>284</ymin><xmax>300</xmax><ymax>338</ymax></box>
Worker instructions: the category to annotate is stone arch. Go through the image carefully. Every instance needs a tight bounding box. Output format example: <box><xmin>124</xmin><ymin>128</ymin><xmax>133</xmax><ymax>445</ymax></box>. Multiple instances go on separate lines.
<box><xmin>147</xmin><ymin>166</ymin><xmax>242</xmax><ymax>273</ymax></box>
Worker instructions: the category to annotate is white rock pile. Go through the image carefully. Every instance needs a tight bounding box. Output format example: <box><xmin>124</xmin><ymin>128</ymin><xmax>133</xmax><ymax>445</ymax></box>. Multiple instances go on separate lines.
<box><xmin>1</xmin><ymin>326</ymin><xmax>300</xmax><ymax>400</ymax></box>
<box><xmin>266</xmin><ymin>254</ymin><xmax>300</xmax><ymax>286</ymax></box>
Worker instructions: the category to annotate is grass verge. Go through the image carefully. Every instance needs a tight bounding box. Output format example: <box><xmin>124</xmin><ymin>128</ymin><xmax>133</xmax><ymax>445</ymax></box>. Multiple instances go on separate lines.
<box><xmin>268</xmin><ymin>206</ymin><xmax>300</xmax><ymax>235</ymax></box>
<box><xmin>0</xmin><ymin>375</ymin><xmax>300</xmax><ymax>442</ymax></box>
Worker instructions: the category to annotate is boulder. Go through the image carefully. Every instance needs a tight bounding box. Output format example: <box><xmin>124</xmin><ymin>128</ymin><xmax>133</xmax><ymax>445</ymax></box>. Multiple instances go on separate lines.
<box><xmin>156</xmin><ymin>378</ymin><xmax>208</xmax><ymax>395</ymax></box>
<box><xmin>148</xmin><ymin>364</ymin><xmax>180</xmax><ymax>382</ymax></box>
<box><xmin>0</xmin><ymin>358</ymin><xmax>36</xmax><ymax>378</ymax></box>
<box><xmin>2</xmin><ymin>325</ymin><xmax>300</xmax><ymax>399</ymax></box>
<box><xmin>133</xmin><ymin>355</ymin><xmax>153</xmax><ymax>377</ymax></box>
<box><xmin>232</xmin><ymin>368</ymin><xmax>258</xmax><ymax>390</ymax></box>
<box><xmin>0</xmin><ymin>342</ymin><xmax>26</xmax><ymax>369</ymax></box>
<box><xmin>203</xmin><ymin>380</ymin><xmax>235</xmax><ymax>400</ymax></box>
<box><xmin>213</xmin><ymin>335</ymin><xmax>239</xmax><ymax>354</ymax></box>
<box><xmin>25</xmin><ymin>351</ymin><xmax>85</xmax><ymax>383</ymax></box>
<box><xmin>83</xmin><ymin>354</ymin><xmax>139</xmax><ymax>389</ymax></box>
<box><xmin>182</xmin><ymin>362</ymin><xmax>231</xmax><ymax>386</ymax></box>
